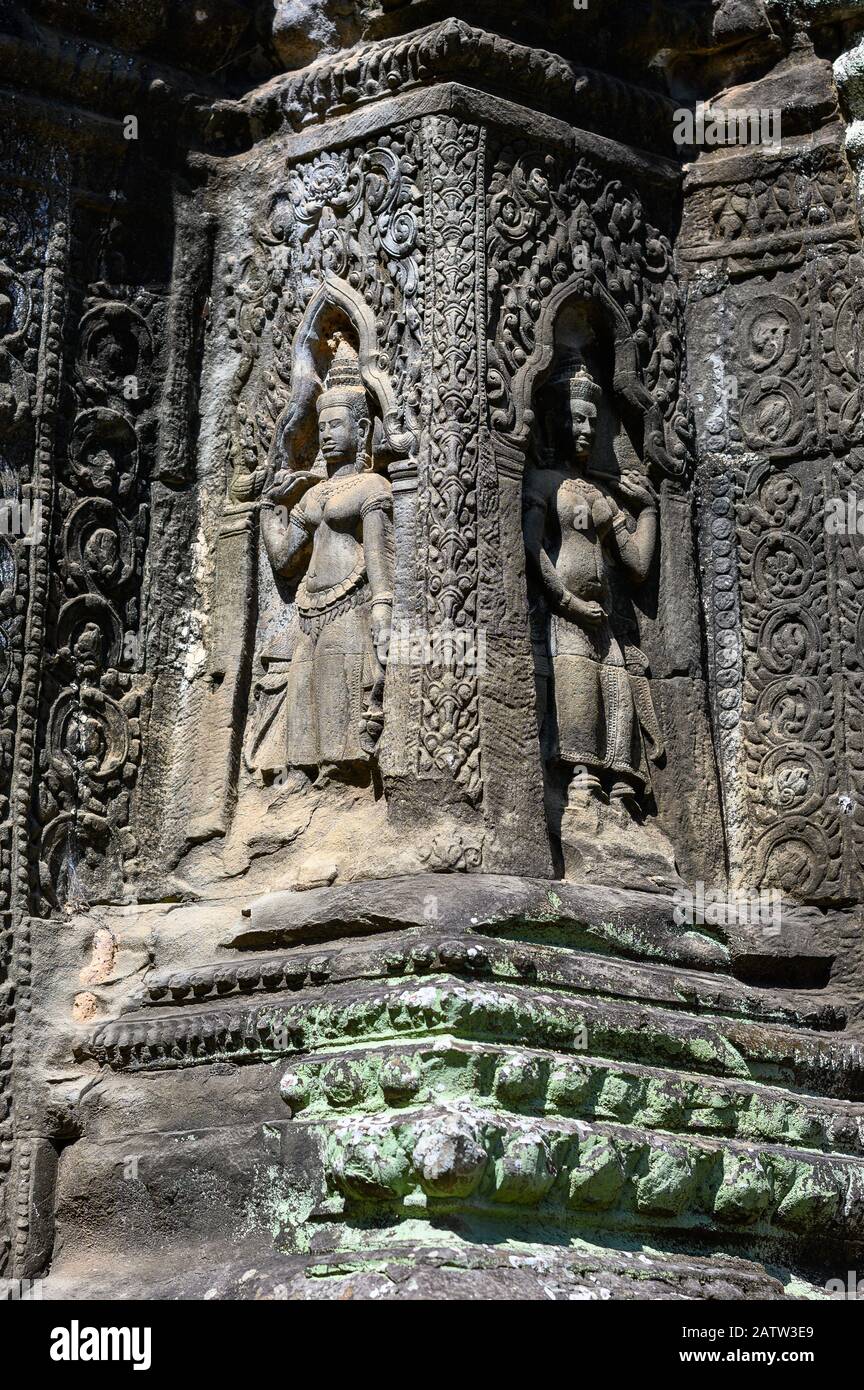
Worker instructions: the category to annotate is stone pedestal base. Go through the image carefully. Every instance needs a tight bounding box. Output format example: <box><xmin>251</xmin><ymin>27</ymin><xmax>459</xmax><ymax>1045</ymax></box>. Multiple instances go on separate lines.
<box><xmin>36</xmin><ymin>873</ymin><xmax>860</xmax><ymax>1299</ymax></box>
<box><xmin>558</xmin><ymin>796</ymin><xmax>681</xmax><ymax>892</ymax></box>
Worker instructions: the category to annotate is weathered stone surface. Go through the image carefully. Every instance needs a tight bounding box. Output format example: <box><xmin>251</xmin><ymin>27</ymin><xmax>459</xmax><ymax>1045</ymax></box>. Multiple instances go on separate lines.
<box><xmin>224</xmin><ymin>874</ymin><xmax>729</xmax><ymax>964</ymax></box>
<box><xmin>3</xmin><ymin>0</ymin><xmax>864</xmax><ymax>1301</ymax></box>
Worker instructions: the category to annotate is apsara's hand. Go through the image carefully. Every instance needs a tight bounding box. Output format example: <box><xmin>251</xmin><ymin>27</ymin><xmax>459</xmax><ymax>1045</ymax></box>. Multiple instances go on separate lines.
<box><xmin>614</xmin><ymin>469</ymin><xmax>657</xmax><ymax>511</ymax></box>
<box><xmin>566</xmin><ymin>596</ymin><xmax>605</xmax><ymax>627</ymax></box>
<box><xmin>266</xmin><ymin>468</ymin><xmax>319</xmax><ymax>510</ymax></box>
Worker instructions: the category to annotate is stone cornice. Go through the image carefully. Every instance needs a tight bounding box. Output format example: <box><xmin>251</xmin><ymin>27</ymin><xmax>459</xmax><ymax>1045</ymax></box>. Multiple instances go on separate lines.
<box><xmin>0</xmin><ymin>17</ymin><xmax>683</xmax><ymax>166</ymax></box>
<box><xmin>230</xmin><ymin>18</ymin><xmax>681</xmax><ymax>159</ymax></box>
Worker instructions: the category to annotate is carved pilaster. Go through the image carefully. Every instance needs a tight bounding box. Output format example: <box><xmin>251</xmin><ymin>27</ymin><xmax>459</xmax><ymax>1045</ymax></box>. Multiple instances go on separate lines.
<box><xmin>683</xmin><ymin>123</ymin><xmax>859</xmax><ymax>905</ymax></box>
<box><xmin>415</xmin><ymin>116</ymin><xmax>485</xmax><ymax>806</ymax></box>
<box><xmin>403</xmin><ymin>116</ymin><xmax>553</xmax><ymax>873</ymax></box>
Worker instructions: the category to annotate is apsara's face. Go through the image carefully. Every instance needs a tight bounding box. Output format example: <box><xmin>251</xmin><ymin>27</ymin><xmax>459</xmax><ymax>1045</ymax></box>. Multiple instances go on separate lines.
<box><xmin>318</xmin><ymin>406</ymin><xmax>357</xmax><ymax>462</ymax></box>
<box><xmin>568</xmin><ymin>397</ymin><xmax>597</xmax><ymax>460</ymax></box>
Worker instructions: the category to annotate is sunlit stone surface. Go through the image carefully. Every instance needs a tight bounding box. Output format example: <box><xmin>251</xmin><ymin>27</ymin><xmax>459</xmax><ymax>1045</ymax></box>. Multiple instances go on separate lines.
<box><xmin>1</xmin><ymin>0</ymin><xmax>864</xmax><ymax>1300</ymax></box>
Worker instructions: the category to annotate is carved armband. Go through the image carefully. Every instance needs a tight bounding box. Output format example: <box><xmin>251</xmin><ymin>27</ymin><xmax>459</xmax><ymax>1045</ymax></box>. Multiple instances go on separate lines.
<box><xmin>360</xmin><ymin>493</ymin><xmax>393</xmax><ymax>521</ymax></box>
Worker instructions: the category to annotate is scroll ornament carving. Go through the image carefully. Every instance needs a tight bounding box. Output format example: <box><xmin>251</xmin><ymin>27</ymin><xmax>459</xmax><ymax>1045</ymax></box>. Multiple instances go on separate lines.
<box><xmin>0</xmin><ymin>197</ymin><xmax>44</xmax><ymax>1262</ymax></box>
<box><xmin>0</xmin><ymin>227</ymin><xmax>40</xmax><ymax>919</ymax></box>
<box><xmin>818</xmin><ymin>249</ymin><xmax>864</xmax><ymax>452</ymax></box>
<box><xmin>223</xmin><ymin>131</ymin><xmax>422</xmax><ymax>507</ymax></box>
<box><xmin>738</xmin><ymin>295</ymin><xmax>808</xmax><ymax>455</ymax></box>
<box><xmin>0</xmin><ymin>259</ymin><xmax>37</xmax><ymax>437</ymax></box>
<box><xmin>738</xmin><ymin>466</ymin><xmax>839</xmax><ymax>900</ymax></box>
<box><xmin>707</xmin><ymin>287</ymin><xmax>814</xmax><ymax>459</ymax></box>
<box><xmin>699</xmin><ymin>252</ymin><xmax>864</xmax><ymax>460</ymax></box>
<box><xmin>36</xmin><ymin>288</ymin><xmax>158</xmax><ymax>910</ymax></box>
<box><xmin>829</xmin><ymin>451</ymin><xmax>864</xmax><ymax>891</ymax></box>
<box><xmin>417</xmin><ymin>117</ymin><xmax>484</xmax><ymax>801</ymax></box>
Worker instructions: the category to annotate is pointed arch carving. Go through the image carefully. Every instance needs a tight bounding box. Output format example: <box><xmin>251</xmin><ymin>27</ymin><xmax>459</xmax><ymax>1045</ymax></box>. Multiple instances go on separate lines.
<box><xmin>269</xmin><ymin>274</ymin><xmax>417</xmax><ymax>476</ymax></box>
<box><xmin>503</xmin><ymin>274</ymin><xmax>682</xmax><ymax>478</ymax></box>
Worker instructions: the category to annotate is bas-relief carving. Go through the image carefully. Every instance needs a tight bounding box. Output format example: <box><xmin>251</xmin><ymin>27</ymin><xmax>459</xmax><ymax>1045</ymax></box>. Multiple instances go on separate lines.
<box><xmin>173</xmin><ymin>129</ymin><xmax>425</xmax><ymax>883</ymax></box>
<box><xmin>416</xmin><ymin>115</ymin><xmax>484</xmax><ymax>805</ymax></box>
<box><xmin>257</xmin><ymin>334</ymin><xmax>394</xmax><ymax>776</ymax></box>
<box><xmin>254</xmin><ymin>17</ymin><xmax>679</xmax><ymax>155</ymax></box>
<box><xmin>0</xmin><ymin>89</ymin><xmax>711</xmax><ymax>920</ymax></box>
<box><xmin>517</xmin><ymin>326</ymin><xmax>683</xmax><ymax>888</ymax></box>
<box><xmin>35</xmin><ymin>270</ymin><xmax>159</xmax><ymax>913</ymax></box>
<box><xmin>184</xmin><ymin>119</ymin><xmax>700</xmax><ymax>893</ymax></box>
<box><xmin>523</xmin><ymin>358</ymin><xmax>663</xmax><ymax>817</ymax></box>
<box><xmin>686</xmin><ymin>127</ymin><xmax>864</xmax><ymax>903</ymax></box>
<box><xmin>0</xmin><ymin>177</ymin><xmax>47</xmax><ymax>1279</ymax></box>
<box><xmin>7</xmin><ymin>6</ymin><xmax>864</xmax><ymax>1305</ymax></box>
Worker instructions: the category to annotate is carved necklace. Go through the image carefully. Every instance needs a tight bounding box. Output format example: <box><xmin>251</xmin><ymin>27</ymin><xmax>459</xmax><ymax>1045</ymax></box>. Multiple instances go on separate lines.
<box><xmin>319</xmin><ymin>472</ymin><xmax>362</xmax><ymax>503</ymax></box>
<box><xmin>559</xmin><ymin>476</ymin><xmax>592</xmax><ymax>496</ymax></box>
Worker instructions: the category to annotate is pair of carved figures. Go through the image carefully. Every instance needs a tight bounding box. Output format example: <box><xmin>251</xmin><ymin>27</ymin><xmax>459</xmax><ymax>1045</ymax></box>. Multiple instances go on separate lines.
<box><xmin>258</xmin><ymin>332</ymin><xmax>662</xmax><ymax>820</ymax></box>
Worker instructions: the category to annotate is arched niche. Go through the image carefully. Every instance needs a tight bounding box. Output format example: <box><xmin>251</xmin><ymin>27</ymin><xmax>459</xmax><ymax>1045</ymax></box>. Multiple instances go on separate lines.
<box><xmin>268</xmin><ymin>274</ymin><xmax>417</xmax><ymax>477</ymax></box>
<box><xmin>502</xmin><ymin>275</ymin><xmax>682</xmax><ymax>480</ymax></box>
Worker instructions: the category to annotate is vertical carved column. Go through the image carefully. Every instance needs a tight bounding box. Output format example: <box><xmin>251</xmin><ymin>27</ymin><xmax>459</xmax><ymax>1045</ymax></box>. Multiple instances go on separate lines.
<box><xmin>9</xmin><ymin>212</ymin><xmax>69</xmax><ymax>1276</ymax></box>
<box><xmin>416</xmin><ymin>116</ymin><xmax>484</xmax><ymax>804</ymax></box>
<box><xmin>35</xmin><ymin>259</ymin><xmax>161</xmax><ymax>913</ymax></box>
<box><xmin>379</xmin><ymin>456</ymin><xmax>418</xmax><ymax>782</ymax></box>
<box><xmin>683</xmin><ymin>120</ymin><xmax>857</xmax><ymax>906</ymax></box>
<box><xmin>0</xmin><ymin>179</ymin><xmax>48</xmax><ymax>1275</ymax></box>
<box><xmin>405</xmin><ymin>115</ymin><xmax>551</xmax><ymax>874</ymax></box>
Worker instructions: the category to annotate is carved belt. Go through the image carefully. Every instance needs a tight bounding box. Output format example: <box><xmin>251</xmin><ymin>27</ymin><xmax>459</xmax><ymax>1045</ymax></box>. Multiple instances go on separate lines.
<box><xmin>296</xmin><ymin>558</ymin><xmax>369</xmax><ymax>633</ymax></box>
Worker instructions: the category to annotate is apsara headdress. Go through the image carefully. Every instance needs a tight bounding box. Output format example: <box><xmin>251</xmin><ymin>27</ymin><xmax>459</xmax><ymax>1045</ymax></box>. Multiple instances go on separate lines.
<box><xmin>549</xmin><ymin>353</ymin><xmax>602</xmax><ymax>404</ymax></box>
<box><xmin>316</xmin><ymin>334</ymin><xmax>368</xmax><ymax>421</ymax></box>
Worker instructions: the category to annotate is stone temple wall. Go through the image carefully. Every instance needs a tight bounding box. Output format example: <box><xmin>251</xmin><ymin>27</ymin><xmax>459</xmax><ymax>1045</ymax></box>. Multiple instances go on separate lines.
<box><xmin>1</xmin><ymin>0</ymin><xmax>864</xmax><ymax>1300</ymax></box>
